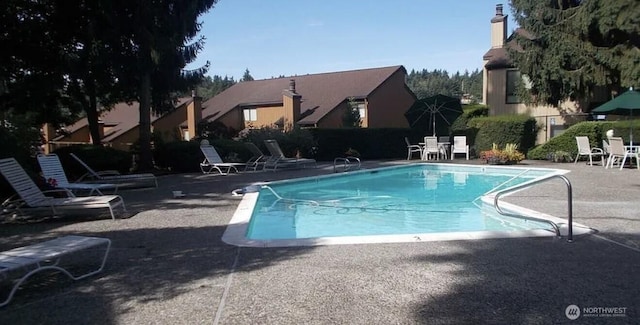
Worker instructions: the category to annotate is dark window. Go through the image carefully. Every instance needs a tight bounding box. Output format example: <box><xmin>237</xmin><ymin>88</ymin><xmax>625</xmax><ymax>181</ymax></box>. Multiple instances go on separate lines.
<box><xmin>506</xmin><ymin>70</ymin><xmax>521</xmax><ymax>104</ymax></box>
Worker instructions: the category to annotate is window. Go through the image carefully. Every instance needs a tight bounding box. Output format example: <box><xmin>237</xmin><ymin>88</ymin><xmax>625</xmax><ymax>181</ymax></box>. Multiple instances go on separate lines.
<box><xmin>506</xmin><ymin>70</ymin><xmax>521</xmax><ymax>104</ymax></box>
<box><xmin>243</xmin><ymin>108</ymin><xmax>257</xmax><ymax>121</ymax></box>
<box><xmin>357</xmin><ymin>103</ymin><xmax>366</xmax><ymax>119</ymax></box>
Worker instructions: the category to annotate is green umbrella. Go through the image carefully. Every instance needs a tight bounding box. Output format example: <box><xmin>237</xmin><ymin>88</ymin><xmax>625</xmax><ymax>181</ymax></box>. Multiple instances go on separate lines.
<box><xmin>592</xmin><ymin>88</ymin><xmax>640</xmax><ymax>145</ymax></box>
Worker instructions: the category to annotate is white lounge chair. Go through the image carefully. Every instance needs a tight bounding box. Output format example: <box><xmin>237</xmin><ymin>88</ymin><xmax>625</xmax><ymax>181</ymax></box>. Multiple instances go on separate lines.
<box><xmin>263</xmin><ymin>139</ymin><xmax>317</xmax><ymax>171</ymax></box>
<box><xmin>0</xmin><ymin>235</ymin><xmax>111</xmax><ymax>307</ymax></box>
<box><xmin>199</xmin><ymin>141</ymin><xmax>245</xmax><ymax>175</ymax></box>
<box><xmin>422</xmin><ymin>136</ymin><xmax>440</xmax><ymax>161</ymax></box>
<box><xmin>70</xmin><ymin>153</ymin><xmax>157</xmax><ymax>188</ymax></box>
<box><xmin>574</xmin><ymin>136</ymin><xmax>604</xmax><ymax>166</ymax></box>
<box><xmin>244</xmin><ymin>142</ymin><xmax>269</xmax><ymax>171</ymax></box>
<box><xmin>404</xmin><ymin>137</ymin><xmax>423</xmax><ymax>160</ymax></box>
<box><xmin>0</xmin><ymin>158</ymin><xmax>126</xmax><ymax>220</ymax></box>
<box><xmin>450</xmin><ymin>136</ymin><xmax>469</xmax><ymax>160</ymax></box>
<box><xmin>606</xmin><ymin>137</ymin><xmax>640</xmax><ymax>170</ymax></box>
<box><xmin>37</xmin><ymin>154</ymin><xmax>118</xmax><ymax>195</ymax></box>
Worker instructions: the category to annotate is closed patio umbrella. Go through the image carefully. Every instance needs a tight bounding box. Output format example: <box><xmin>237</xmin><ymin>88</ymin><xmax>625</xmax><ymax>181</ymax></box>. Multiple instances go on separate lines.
<box><xmin>592</xmin><ymin>88</ymin><xmax>640</xmax><ymax>146</ymax></box>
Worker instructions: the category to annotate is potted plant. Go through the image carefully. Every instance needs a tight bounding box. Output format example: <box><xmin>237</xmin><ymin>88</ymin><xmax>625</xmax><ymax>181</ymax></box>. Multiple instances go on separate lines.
<box><xmin>480</xmin><ymin>143</ymin><xmax>525</xmax><ymax>165</ymax></box>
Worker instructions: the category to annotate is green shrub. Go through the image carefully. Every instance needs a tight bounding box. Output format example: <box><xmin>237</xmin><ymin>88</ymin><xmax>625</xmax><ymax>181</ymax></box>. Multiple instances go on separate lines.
<box><xmin>527</xmin><ymin>121</ymin><xmax>613</xmax><ymax>160</ymax></box>
<box><xmin>239</xmin><ymin>126</ymin><xmax>318</xmax><ymax>158</ymax></box>
<box><xmin>310</xmin><ymin>128</ymin><xmax>413</xmax><ymax>160</ymax></box>
<box><xmin>450</xmin><ymin>104</ymin><xmax>489</xmax><ymax>136</ymax></box>
<box><xmin>467</xmin><ymin>115</ymin><xmax>537</xmax><ymax>156</ymax></box>
<box><xmin>153</xmin><ymin>139</ymin><xmax>252</xmax><ymax>173</ymax></box>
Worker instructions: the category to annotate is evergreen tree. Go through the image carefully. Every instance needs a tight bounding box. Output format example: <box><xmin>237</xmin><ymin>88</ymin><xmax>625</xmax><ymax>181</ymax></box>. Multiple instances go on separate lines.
<box><xmin>241</xmin><ymin>68</ymin><xmax>254</xmax><ymax>82</ymax></box>
<box><xmin>508</xmin><ymin>0</ymin><xmax>640</xmax><ymax>107</ymax></box>
<box><xmin>341</xmin><ymin>97</ymin><xmax>361</xmax><ymax>128</ymax></box>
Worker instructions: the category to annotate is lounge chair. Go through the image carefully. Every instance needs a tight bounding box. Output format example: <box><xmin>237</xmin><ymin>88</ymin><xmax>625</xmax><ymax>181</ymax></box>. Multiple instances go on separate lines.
<box><xmin>450</xmin><ymin>136</ymin><xmax>469</xmax><ymax>160</ymax></box>
<box><xmin>0</xmin><ymin>158</ymin><xmax>126</xmax><ymax>220</ymax></box>
<box><xmin>422</xmin><ymin>136</ymin><xmax>440</xmax><ymax>161</ymax></box>
<box><xmin>199</xmin><ymin>141</ymin><xmax>245</xmax><ymax>175</ymax></box>
<box><xmin>263</xmin><ymin>139</ymin><xmax>317</xmax><ymax>171</ymax></box>
<box><xmin>404</xmin><ymin>137</ymin><xmax>423</xmax><ymax>160</ymax></box>
<box><xmin>606</xmin><ymin>137</ymin><xmax>640</xmax><ymax>170</ymax></box>
<box><xmin>37</xmin><ymin>154</ymin><xmax>118</xmax><ymax>195</ymax></box>
<box><xmin>574</xmin><ymin>136</ymin><xmax>604</xmax><ymax>166</ymax></box>
<box><xmin>70</xmin><ymin>153</ymin><xmax>158</xmax><ymax>188</ymax></box>
<box><xmin>0</xmin><ymin>235</ymin><xmax>111</xmax><ymax>307</ymax></box>
<box><xmin>244</xmin><ymin>142</ymin><xmax>269</xmax><ymax>171</ymax></box>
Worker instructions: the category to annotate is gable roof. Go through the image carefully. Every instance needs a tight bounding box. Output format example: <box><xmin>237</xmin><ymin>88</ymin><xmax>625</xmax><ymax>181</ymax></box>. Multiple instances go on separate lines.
<box><xmin>200</xmin><ymin>65</ymin><xmax>407</xmax><ymax>126</ymax></box>
<box><xmin>55</xmin><ymin>97</ymin><xmax>192</xmax><ymax>142</ymax></box>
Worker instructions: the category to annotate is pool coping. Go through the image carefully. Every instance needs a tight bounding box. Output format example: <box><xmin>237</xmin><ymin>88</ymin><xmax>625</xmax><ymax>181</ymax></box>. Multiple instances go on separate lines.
<box><xmin>221</xmin><ymin>163</ymin><xmax>595</xmax><ymax>247</ymax></box>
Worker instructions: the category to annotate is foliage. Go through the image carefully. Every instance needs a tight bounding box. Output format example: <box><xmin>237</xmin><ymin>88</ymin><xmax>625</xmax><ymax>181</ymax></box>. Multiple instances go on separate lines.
<box><xmin>508</xmin><ymin>0</ymin><xmax>640</xmax><ymax>107</ymax></box>
<box><xmin>468</xmin><ymin>115</ymin><xmax>537</xmax><ymax>155</ymax></box>
<box><xmin>450</xmin><ymin>104</ymin><xmax>489</xmax><ymax>136</ymax></box>
<box><xmin>186</xmin><ymin>75</ymin><xmax>236</xmax><ymax>100</ymax></box>
<box><xmin>238</xmin><ymin>126</ymin><xmax>318</xmax><ymax>158</ymax></box>
<box><xmin>406</xmin><ymin>69</ymin><xmax>483</xmax><ymax>103</ymax></box>
<box><xmin>341</xmin><ymin>97</ymin><xmax>362</xmax><ymax>128</ymax></box>
<box><xmin>527</xmin><ymin>121</ymin><xmax>616</xmax><ymax>160</ymax></box>
<box><xmin>479</xmin><ymin>143</ymin><xmax>525</xmax><ymax>164</ymax></box>
<box><xmin>241</xmin><ymin>69</ymin><xmax>254</xmax><ymax>82</ymax></box>
<box><xmin>309</xmin><ymin>128</ymin><xmax>414</xmax><ymax>160</ymax></box>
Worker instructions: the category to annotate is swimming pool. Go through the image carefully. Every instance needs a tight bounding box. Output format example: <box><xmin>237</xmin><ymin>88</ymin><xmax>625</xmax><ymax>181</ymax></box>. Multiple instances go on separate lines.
<box><xmin>223</xmin><ymin>164</ymin><xmax>576</xmax><ymax>247</ymax></box>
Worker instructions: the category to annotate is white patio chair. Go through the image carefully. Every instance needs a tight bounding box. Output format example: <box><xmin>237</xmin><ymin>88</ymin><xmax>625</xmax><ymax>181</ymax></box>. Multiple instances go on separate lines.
<box><xmin>263</xmin><ymin>139</ymin><xmax>317</xmax><ymax>171</ymax></box>
<box><xmin>244</xmin><ymin>142</ymin><xmax>269</xmax><ymax>171</ymax></box>
<box><xmin>404</xmin><ymin>137</ymin><xmax>423</xmax><ymax>160</ymax></box>
<box><xmin>70</xmin><ymin>153</ymin><xmax>158</xmax><ymax>188</ymax></box>
<box><xmin>606</xmin><ymin>137</ymin><xmax>640</xmax><ymax>170</ymax></box>
<box><xmin>422</xmin><ymin>136</ymin><xmax>440</xmax><ymax>161</ymax></box>
<box><xmin>37</xmin><ymin>154</ymin><xmax>118</xmax><ymax>195</ymax></box>
<box><xmin>574</xmin><ymin>136</ymin><xmax>604</xmax><ymax>166</ymax></box>
<box><xmin>0</xmin><ymin>158</ymin><xmax>126</xmax><ymax>220</ymax></box>
<box><xmin>450</xmin><ymin>136</ymin><xmax>469</xmax><ymax>160</ymax></box>
<box><xmin>199</xmin><ymin>140</ymin><xmax>245</xmax><ymax>175</ymax></box>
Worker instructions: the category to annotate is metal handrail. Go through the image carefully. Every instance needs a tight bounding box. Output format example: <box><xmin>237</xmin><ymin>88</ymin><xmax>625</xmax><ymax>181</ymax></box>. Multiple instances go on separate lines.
<box><xmin>492</xmin><ymin>174</ymin><xmax>573</xmax><ymax>242</ymax></box>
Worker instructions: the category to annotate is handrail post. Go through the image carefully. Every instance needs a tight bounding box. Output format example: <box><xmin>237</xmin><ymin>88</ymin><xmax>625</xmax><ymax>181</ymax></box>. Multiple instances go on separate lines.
<box><xmin>493</xmin><ymin>174</ymin><xmax>573</xmax><ymax>243</ymax></box>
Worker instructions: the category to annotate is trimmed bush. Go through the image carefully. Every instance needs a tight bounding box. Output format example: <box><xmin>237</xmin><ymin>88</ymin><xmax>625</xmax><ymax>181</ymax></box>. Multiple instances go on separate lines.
<box><xmin>467</xmin><ymin>115</ymin><xmax>537</xmax><ymax>156</ymax></box>
<box><xmin>154</xmin><ymin>139</ymin><xmax>252</xmax><ymax>173</ymax></box>
<box><xmin>527</xmin><ymin>121</ymin><xmax>615</xmax><ymax>160</ymax></box>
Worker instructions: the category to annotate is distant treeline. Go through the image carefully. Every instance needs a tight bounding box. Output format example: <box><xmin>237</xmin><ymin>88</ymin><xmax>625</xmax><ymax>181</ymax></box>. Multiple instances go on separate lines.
<box><xmin>190</xmin><ymin>68</ymin><xmax>483</xmax><ymax>103</ymax></box>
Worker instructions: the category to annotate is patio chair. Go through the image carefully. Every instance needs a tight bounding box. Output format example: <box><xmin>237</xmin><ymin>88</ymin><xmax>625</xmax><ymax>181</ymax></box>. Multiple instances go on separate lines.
<box><xmin>263</xmin><ymin>139</ymin><xmax>317</xmax><ymax>171</ymax></box>
<box><xmin>450</xmin><ymin>136</ymin><xmax>469</xmax><ymax>160</ymax></box>
<box><xmin>70</xmin><ymin>153</ymin><xmax>158</xmax><ymax>188</ymax></box>
<box><xmin>438</xmin><ymin>136</ymin><xmax>450</xmax><ymax>159</ymax></box>
<box><xmin>404</xmin><ymin>137</ymin><xmax>423</xmax><ymax>160</ymax></box>
<box><xmin>606</xmin><ymin>137</ymin><xmax>640</xmax><ymax>170</ymax></box>
<box><xmin>244</xmin><ymin>142</ymin><xmax>269</xmax><ymax>171</ymax></box>
<box><xmin>574</xmin><ymin>136</ymin><xmax>604</xmax><ymax>166</ymax></box>
<box><xmin>0</xmin><ymin>235</ymin><xmax>111</xmax><ymax>307</ymax></box>
<box><xmin>37</xmin><ymin>154</ymin><xmax>118</xmax><ymax>195</ymax></box>
<box><xmin>199</xmin><ymin>141</ymin><xmax>245</xmax><ymax>175</ymax></box>
<box><xmin>0</xmin><ymin>158</ymin><xmax>126</xmax><ymax>220</ymax></box>
<box><xmin>422</xmin><ymin>136</ymin><xmax>440</xmax><ymax>161</ymax></box>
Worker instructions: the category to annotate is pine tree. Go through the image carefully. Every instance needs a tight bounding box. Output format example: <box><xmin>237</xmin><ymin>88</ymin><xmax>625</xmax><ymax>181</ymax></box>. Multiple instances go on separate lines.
<box><xmin>508</xmin><ymin>0</ymin><xmax>640</xmax><ymax>106</ymax></box>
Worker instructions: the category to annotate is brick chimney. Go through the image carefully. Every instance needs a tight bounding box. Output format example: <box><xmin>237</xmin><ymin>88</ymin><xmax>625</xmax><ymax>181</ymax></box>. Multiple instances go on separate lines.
<box><xmin>282</xmin><ymin>79</ymin><xmax>301</xmax><ymax>131</ymax></box>
<box><xmin>490</xmin><ymin>3</ymin><xmax>507</xmax><ymax>48</ymax></box>
<box><xmin>186</xmin><ymin>89</ymin><xmax>202</xmax><ymax>140</ymax></box>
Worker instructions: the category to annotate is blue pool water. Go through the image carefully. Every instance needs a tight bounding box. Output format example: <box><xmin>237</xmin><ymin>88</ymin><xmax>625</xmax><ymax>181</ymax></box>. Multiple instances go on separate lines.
<box><xmin>246</xmin><ymin>164</ymin><xmax>560</xmax><ymax>240</ymax></box>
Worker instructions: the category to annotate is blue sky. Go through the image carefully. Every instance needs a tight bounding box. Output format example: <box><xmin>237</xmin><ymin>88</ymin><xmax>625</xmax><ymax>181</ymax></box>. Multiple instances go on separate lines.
<box><xmin>186</xmin><ymin>1</ymin><xmax>517</xmax><ymax>80</ymax></box>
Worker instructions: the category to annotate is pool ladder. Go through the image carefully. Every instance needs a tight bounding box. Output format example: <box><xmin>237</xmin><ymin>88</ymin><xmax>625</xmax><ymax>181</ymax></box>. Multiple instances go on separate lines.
<box><xmin>490</xmin><ymin>174</ymin><xmax>573</xmax><ymax>242</ymax></box>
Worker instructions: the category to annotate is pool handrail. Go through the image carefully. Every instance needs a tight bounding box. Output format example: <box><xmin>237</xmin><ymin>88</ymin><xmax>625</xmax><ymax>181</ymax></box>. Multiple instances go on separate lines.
<box><xmin>491</xmin><ymin>174</ymin><xmax>573</xmax><ymax>242</ymax></box>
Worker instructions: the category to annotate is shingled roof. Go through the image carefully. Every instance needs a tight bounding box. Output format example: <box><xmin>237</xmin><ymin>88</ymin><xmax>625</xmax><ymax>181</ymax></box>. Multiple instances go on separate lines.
<box><xmin>200</xmin><ymin>65</ymin><xmax>407</xmax><ymax>126</ymax></box>
<box><xmin>55</xmin><ymin>97</ymin><xmax>192</xmax><ymax>142</ymax></box>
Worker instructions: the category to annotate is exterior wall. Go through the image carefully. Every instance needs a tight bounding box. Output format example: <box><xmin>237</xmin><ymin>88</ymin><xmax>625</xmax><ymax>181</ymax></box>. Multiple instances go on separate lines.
<box><xmin>250</xmin><ymin>105</ymin><xmax>284</xmax><ymax>129</ymax></box>
<box><xmin>366</xmin><ymin>70</ymin><xmax>413</xmax><ymax>128</ymax></box>
<box><xmin>108</xmin><ymin>127</ymin><xmax>140</xmax><ymax>151</ymax></box>
<box><xmin>219</xmin><ymin>108</ymin><xmax>245</xmax><ymax>131</ymax></box>
<box><xmin>153</xmin><ymin>104</ymin><xmax>187</xmax><ymax>142</ymax></box>
<box><xmin>317</xmin><ymin>102</ymin><xmax>348</xmax><ymax>128</ymax></box>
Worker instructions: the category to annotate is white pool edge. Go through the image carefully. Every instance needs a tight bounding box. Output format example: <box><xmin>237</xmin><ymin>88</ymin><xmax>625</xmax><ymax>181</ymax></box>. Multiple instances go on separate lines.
<box><xmin>221</xmin><ymin>165</ymin><xmax>595</xmax><ymax>247</ymax></box>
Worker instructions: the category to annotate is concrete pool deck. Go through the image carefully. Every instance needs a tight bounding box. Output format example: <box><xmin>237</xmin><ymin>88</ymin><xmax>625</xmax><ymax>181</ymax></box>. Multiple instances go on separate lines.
<box><xmin>0</xmin><ymin>159</ymin><xmax>638</xmax><ymax>324</ymax></box>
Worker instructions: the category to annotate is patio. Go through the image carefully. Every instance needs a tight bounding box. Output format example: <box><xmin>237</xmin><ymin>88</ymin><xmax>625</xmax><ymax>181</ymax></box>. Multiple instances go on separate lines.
<box><xmin>0</xmin><ymin>160</ymin><xmax>638</xmax><ymax>324</ymax></box>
